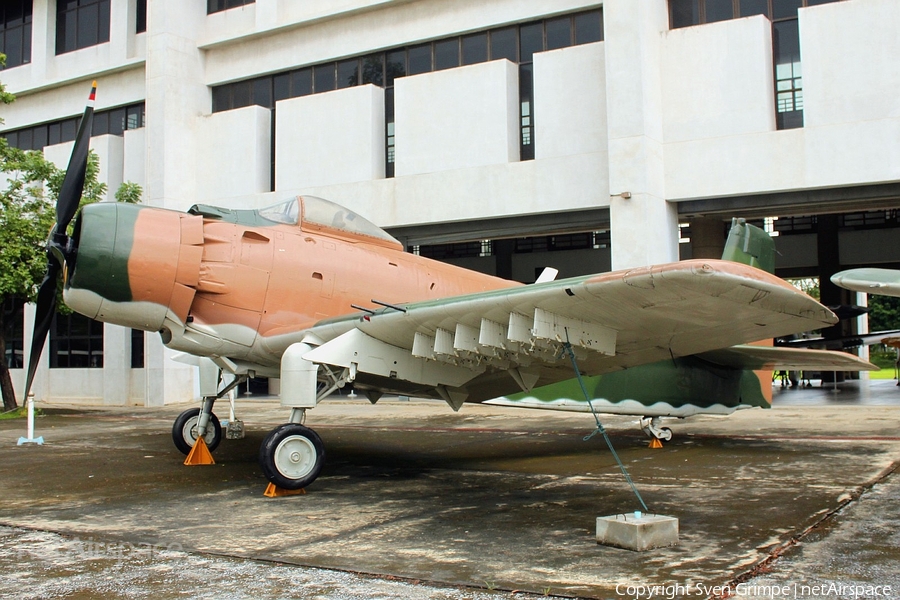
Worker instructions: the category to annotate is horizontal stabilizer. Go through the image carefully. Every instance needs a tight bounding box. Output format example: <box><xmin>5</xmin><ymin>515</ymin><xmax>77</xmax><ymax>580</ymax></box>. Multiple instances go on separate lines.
<box><xmin>697</xmin><ymin>345</ymin><xmax>878</xmax><ymax>371</ymax></box>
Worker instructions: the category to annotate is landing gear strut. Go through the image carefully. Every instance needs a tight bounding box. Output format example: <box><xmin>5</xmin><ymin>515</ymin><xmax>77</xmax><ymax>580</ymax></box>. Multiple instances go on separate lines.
<box><xmin>640</xmin><ymin>417</ymin><xmax>673</xmax><ymax>442</ymax></box>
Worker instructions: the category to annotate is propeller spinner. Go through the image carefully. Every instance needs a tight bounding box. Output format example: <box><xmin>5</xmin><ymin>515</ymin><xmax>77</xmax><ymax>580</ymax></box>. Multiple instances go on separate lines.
<box><xmin>22</xmin><ymin>81</ymin><xmax>97</xmax><ymax>400</ymax></box>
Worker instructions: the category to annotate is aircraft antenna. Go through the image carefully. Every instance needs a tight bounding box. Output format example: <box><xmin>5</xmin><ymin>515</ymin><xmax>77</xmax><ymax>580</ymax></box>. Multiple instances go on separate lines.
<box><xmin>562</xmin><ymin>330</ymin><xmax>649</xmax><ymax>513</ymax></box>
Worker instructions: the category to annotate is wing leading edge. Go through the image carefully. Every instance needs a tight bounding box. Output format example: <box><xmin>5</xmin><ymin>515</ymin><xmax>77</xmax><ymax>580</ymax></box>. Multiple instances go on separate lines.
<box><xmin>303</xmin><ymin>259</ymin><xmax>837</xmax><ymax>405</ymax></box>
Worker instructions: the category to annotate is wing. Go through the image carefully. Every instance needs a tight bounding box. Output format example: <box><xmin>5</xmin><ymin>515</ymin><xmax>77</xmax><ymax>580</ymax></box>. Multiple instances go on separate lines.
<box><xmin>777</xmin><ymin>329</ymin><xmax>900</xmax><ymax>350</ymax></box>
<box><xmin>303</xmin><ymin>259</ymin><xmax>836</xmax><ymax>407</ymax></box>
<box><xmin>832</xmin><ymin>268</ymin><xmax>900</xmax><ymax>298</ymax></box>
<box><xmin>696</xmin><ymin>345</ymin><xmax>878</xmax><ymax>371</ymax></box>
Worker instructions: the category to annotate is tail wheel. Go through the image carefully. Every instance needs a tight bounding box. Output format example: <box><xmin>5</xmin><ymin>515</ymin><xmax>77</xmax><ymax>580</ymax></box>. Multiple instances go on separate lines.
<box><xmin>259</xmin><ymin>424</ymin><xmax>325</xmax><ymax>490</ymax></box>
<box><xmin>172</xmin><ymin>408</ymin><xmax>222</xmax><ymax>455</ymax></box>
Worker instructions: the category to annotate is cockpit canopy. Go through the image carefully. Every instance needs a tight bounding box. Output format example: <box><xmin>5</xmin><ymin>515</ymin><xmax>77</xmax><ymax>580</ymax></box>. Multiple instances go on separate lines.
<box><xmin>259</xmin><ymin>195</ymin><xmax>402</xmax><ymax>249</ymax></box>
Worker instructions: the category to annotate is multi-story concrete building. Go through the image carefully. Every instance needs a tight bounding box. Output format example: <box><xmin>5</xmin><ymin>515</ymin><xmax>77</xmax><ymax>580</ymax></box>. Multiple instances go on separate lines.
<box><xmin>2</xmin><ymin>0</ymin><xmax>898</xmax><ymax>405</ymax></box>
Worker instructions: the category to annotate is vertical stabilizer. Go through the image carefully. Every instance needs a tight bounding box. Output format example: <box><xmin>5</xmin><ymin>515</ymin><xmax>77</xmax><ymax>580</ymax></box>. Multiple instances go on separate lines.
<box><xmin>721</xmin><ymin>218</ymin><xmax>775</xmax><ymax>274</ymax></box>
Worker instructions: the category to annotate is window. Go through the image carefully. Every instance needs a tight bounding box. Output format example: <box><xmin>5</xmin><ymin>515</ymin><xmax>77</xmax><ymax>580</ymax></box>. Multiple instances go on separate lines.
<box><xmin>57</xmin><ymin>0</ymin><xmax>110</xmax><ymax>55</ymax></box>
<box><xmin>131</xmin><ymin>329</ymin><xmax>144</xmax><ymax>368</ymax></box>
<box><xmin>3</xmin><ymin>103</ymin><xmax>145</xmax><ymax>150</ymax></box>
<box><xmin>1</xmin><ymin>0</ymin><xmax>32</xmax><ymax>69</ymax></box>
<box><xmin>208</xmin><ymin>9</ymin><xmax>604</xmax><ymax>175</ymax></box>
<box><xmin>668</xmin><ymin>0</ymin><xmax>842</xmax><ymax>130</ymax></box>
<box><xmin>136</xmin><ymin>0</ymin><xmax>146</xmax><ymax>33</ymax></box>
<box><xmin>208</xmin><ymin>0</ymin><xmax>254</xmax><ymax>15</ymax></box>
<box><xmin>2</xmin><ymin>297</ymin><xmax>25</xmax><ymax>369</ymax></box>
<box><xmin>50</xmin><ymin>312</ymin><xmax>103</xmax><ymax>368</ymax></box>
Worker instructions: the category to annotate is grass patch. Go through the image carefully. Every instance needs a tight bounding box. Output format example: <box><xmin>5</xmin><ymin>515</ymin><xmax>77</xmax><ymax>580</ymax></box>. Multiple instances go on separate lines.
<box><xmin>0</xmin><ymin>406</ymin><xmax>43</xmax><ymax>420</ymax></box>
<box><xmin>869</xmin><ymin>368</ymin><xmax>898</xmax><ymax>380</ymax></box>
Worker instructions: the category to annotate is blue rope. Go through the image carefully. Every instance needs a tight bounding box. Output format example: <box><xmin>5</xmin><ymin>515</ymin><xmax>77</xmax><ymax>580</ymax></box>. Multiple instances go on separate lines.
<box><xmin>562</xmin><ymin>336</ymin><xmax>649</xmax><ymax>513</ymax></box>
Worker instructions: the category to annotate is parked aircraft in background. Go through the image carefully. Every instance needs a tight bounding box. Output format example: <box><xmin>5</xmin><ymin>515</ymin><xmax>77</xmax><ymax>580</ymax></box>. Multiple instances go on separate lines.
<box><xmin>24</xmin><ymin>84</ymin><xmax>855</xmax><ymax>490</ymax></box>
<box><xmin>832</xmin><ymin>268</ymin><xmax>900</xmax><ymax>299</ymax></box>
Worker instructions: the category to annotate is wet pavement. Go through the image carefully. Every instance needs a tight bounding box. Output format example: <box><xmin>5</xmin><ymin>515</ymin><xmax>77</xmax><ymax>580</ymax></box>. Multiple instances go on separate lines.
<box><xmin>0</xmin><ymin>378</ymin><xmax>898</xmax><ymax>599</ymax></box>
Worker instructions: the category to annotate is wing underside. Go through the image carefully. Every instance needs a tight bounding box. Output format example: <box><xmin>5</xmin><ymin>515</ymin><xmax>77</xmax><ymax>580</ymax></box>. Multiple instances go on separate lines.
<box><xmin>697</xmin><ymin>345</ymin><xmax>878</xmax><ymax>371</ymax></box>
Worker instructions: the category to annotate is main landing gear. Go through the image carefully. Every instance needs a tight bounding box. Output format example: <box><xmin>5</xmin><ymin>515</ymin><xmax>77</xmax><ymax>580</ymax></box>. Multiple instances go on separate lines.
<box><xmin>259</xmin><ymin>414</ymin><xmax>325</xmax><ymax>490</ymax></box>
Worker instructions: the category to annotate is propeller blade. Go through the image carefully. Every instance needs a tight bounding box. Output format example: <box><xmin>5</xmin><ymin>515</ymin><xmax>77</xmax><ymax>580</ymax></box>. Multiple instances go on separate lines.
<box><xmin>56</xmin><ymin>81</ymin><xmax>96</xmax><ymax>233</ymax></box>
<box><xmin>23</xmin><ymin>261</ymin><xmax>61</xmax><ymax>400</ymax></box>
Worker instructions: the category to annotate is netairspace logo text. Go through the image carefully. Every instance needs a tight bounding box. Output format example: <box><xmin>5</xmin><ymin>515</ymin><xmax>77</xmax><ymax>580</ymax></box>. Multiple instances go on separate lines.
<box><xmin>615</xmin><ymin>582</ymin><xmax>893</xmax><ymax>599</ymax></box>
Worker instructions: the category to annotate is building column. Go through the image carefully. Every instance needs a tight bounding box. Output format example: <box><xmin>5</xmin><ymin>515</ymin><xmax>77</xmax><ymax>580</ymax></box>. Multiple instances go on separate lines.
<box><xmin>817</xmin><ymin>214</ymin><xmax>843</xmax><ymax>382</ymax></box>
<box><xmin>142</xmin><ymin>1</ymin><xmax>208</xmax><ymax>405</ymax></box>
<box><xmin>689</xmin><ymin>216</ymin><xmax>726</xmax><ymax>260</ymax></box>
<box><xmin>604</xmin><ymin>0</ymin><xmax>678</xmax><ymax>270</ymax></box>
<box><xmin>102</xmin><ymin>324</ymin><xmax>129</xmax><ymax>405</ymax></box>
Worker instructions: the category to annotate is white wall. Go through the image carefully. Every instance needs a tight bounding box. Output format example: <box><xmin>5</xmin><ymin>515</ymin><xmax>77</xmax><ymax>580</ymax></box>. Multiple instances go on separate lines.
<box><xmin>275</xmin><ymin>85</ymin><xmax>384</xmax><ymax>189</ymax></box>
<box><xmin>394</xmin><ymin>60</ymin><xmax>519</xmax><ymax>177</ymax></box>
<box><xmin>197</xmin><ymin>105</ymin><xmax>271</xmax><ymax>201</ymax></box>
<box><xmin>534</xmin><ymin>41</ymin><xmax>607</xmax><ymax>160</ymax></box>
<box><xmin>661</xmin><ymin>15</ymin><xmax>774</xmax><ymax>143</ymax></box>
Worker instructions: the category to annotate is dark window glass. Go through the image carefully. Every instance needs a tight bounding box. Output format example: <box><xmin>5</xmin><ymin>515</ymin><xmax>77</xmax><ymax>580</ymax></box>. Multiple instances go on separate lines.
<box><xmin>252</xmin><ymin>77</ymin><xmax>272</xmax><ymax>107</ymax></box>
<box><xmin>57</xmin><ymin>0</ymin><xmax>110</xmax><ymax>55</ymax></box>
<box><xmin>490</xmin><ymin>27</ymin><xmax>517</xmax><ymax>62</ymax></box>
<box><xmin>407</xmin><ymin>44</ymin><xmax>431</xmax><ymax>75</ymax></box>
<box><xmin>291</xmin><ymin>68</ymin><xmax>312</xmax><ymax>96</ymax></box>
<box><xmin>48</xmin><ymin>123</ymin><xmax>61</xmax><ymax>145</ymax></box>
<box><xmin>739</xmin><ymin>0</ymin><xmax>769</xmax><ymax>17</ymax></box>
<box><xmin>2</xmin><ymin>297</ymin><xmax>25</xmax><ymax>369</ymax></box>
<box><xmin>136</xmin><ymin>0</ymin><xmax>147</xmax><ymax>33</ymax></box>
<box><xmin>705</xmin><ymin>0</ymin><xmax>734</xmax><ymax>22</ymax></box>
<box><xmin>5</xmin><ymin>132</ymin><xmax>17</xmax><ymax>148</ymax></box>
<box><xmin>385</xmin><ymin>87</ymin><xmax>394</xmax><ymax>178</ymax></box>
<box><xmin>92</xmin><ymin>111</ymin><xmax>109</xmax><ymax>136</ymax></box>
<box><xmin>773</xmin><ymin>19</ymin><xmax>803</xmax><ymax>129</ymax></box>
<box><xmin>131</xmin><ymin>329</ymin><xmax>144</xmax><ymax>369</ymax></box>
<box><xmin>671</xmin><ymin>0</ymin><xmax>700</xmax><ymax>28</ymax></box>
<box><xmin>50</xmin><ymin>312</ymin><xmax>103</xmax><ymax>368</ymax></box>
<box><xmin>546</xmin><ymin>17</ymin><xmax>572</xmax><ymax>50</ymax></box>
<box><xmin>462</xmin><ymin>33</ymin><xmax>487</xmax><ymax>65</ymax></box>
<box><xmin>386</xmin><ymin>50</ymin><xmax>406</xmax><ymax>85</ymax></box>
<box><xmin>361</xmin><ymin>54</ymin><xmax>384</xmax><ymax>86</ymax></box>
<box><xmin>208</xmin><ymin>0</ymin><xmax>254</xmax><ymax>14</ymax></box>
<box><xmin>337</xmin><ymin>59</ymin><xmax>359</xmax><ymax>88</ymax></box>
<box><xmin>108</xmin><ymin>107</ymin><xmax>126</xmax><ymax>136</ymax></box>
<box><xmin>434</xmin><ymin>38</ymin><xmax>459</xmax><ymax>70</ymax></box>
<box><xmin>32</xmin><ymin>125</ymin><xmax>47</xmax><ymax>149</ymax></box>
<box><xmin>773</xmin><ymin>0</ymin><xmax>803</xmax><ymax>19</ymax></box>
<box><xmin>231</xmin><ymin>81</ymin><xmax>251</xmax><ymax>107</ymax></box>
<box><xmin>519</xmin><ymin>63</ymin><xmax>534</xmax><ymax>161</ymax></box>
<box><xmin>574</xmin><ymin>11</ymin><xmax>603</xmax><ymax>44</ymax></box>
<box><xmin>18</xmin><ymin>128</ymin><xmax>32</xmax><ymax>150</ymax></box>
<box><xmin>212</xmin><ymin>86</ymin><xmax>231</xmax><ymax>112</ymax></box>
<box><xmin>126</xmin><ymin>104</ymin><xmax>143</xmax><ymax>129</ymax></box>
<box><xmin>4</xmin><ymin>26</ymin><xmax>22</xmax><ymax>68</ymax></box>
<box><xmin>61</xmin><ymin>119</ymin><xmax>76</xmax><ymax>142</ymax></box>
<box><xmin>273</xmin><ymin>73</ymin><xmax>290</xmax><ymax>101</ymax></box>
<box><xmin>519</xmin><ymin>23</ymin><xmax>543</xmax><ymax>62</ymax></box>
<box><xmin>807</xmin><ymin>0</ymin><xmax>840</xmax><ymax>4</ymax></box>
<box><xmin>314</xmin><ymin>64</ymin><xmax>335</xmax><ymax>92</ymax></box>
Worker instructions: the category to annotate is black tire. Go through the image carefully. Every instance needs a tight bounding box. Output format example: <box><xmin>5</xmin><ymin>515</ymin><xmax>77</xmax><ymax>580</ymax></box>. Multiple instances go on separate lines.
<box><xmin>172</xmin><ymin>408</ymin><xmax>222</xmax><ymax>455</ymax></box>
<box><xmin>259</xmin><ymin>424</ymin><xmax>325</xmax><ymax>490</ymax></box>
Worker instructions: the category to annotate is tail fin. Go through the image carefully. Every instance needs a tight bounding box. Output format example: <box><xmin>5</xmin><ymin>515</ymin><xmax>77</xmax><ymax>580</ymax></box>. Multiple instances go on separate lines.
<box><xmin>721</xmin><ymin>218</ymin><xmax>775</xmax><ymax>275</ymax></box>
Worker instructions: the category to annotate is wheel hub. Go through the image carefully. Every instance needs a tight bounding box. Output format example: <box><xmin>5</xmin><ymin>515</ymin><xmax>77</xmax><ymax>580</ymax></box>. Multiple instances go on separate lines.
<box><xmin>274</xmin><ymin>435</ymin><xmax>317</xmax><ymax>479</ymax></box>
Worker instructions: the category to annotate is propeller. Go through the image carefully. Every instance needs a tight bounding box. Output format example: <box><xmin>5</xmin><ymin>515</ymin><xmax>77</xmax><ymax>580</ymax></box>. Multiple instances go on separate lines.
<box><xmin>22</xmin><ymin>81</ymin><xmax>97</xmax><ymax>400</ymax></box>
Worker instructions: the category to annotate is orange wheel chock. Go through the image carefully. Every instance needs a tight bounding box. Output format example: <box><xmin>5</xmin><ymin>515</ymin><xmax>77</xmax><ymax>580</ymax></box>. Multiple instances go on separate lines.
<box><xmin>648</xmin><ymin>438</ymin><xmax>664</xmax><ymax>449</ymax></box>
<box><xmin>183</xmin><ymin>436</ymin><xmax>216</xmax><ymax>466</ymax></box>
<box><xmin>264</xmin><ymin>482</ymin><xmax>306</xmax><ymax>497</ymax></box>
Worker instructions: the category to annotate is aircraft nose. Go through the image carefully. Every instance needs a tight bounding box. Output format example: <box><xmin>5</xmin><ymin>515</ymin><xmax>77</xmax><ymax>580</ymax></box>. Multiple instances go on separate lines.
<box><xmin>64</xmin><ymin>203</ymin><xmax>204</xmax><ymax>331</ymax></box>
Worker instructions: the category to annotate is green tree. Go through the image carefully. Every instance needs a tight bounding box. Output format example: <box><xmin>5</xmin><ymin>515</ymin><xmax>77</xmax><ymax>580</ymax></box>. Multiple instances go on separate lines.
<box><xmin>0</xmin><ymin>62</ymin><xmax>143</xmax><ymax>410</ymax></box>
<box><xmin>867</xmin><ymin>295</ymin><xmax>900</xmax><ymax>332</ymax></box>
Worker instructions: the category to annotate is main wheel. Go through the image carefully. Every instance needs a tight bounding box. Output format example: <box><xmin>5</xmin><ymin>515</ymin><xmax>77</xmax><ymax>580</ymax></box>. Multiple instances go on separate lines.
<box><xmin>658</xmin><ymin>427</ymin><xmax>673</xmax><ymax>442</ymax></box>
<box><xmin>172</xmin><ymin>408</ymin><xmax>222</xmax><ymax>455</ymax></box>
<box><xmin>259</xmin><ymin>424</ymin><xmax>325</xmax><ymax>490</ymax></box>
